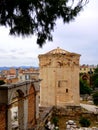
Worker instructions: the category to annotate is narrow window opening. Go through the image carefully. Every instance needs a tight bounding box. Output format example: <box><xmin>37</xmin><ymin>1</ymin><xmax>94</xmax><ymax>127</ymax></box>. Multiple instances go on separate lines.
<box><xmin>66</xmin><ymin>89</ymin><xmax>68</xmax><ymax>93</ymax></box>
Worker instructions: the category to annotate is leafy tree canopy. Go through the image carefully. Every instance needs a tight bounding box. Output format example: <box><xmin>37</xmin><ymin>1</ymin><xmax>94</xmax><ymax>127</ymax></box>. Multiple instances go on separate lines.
<box><xmin>0</xmin><ymin>0</ymin><xmax>88</xmax><ymax>47</ymax></box>
<box><xmin>80</xmin><ymin>78</ymin><xmax>92</xmax><ymax>95</ymax></box>
<box><xmin>92</xmin><ymin>67</ymin><xmax>98</xmax><ymax>89</ymax></box>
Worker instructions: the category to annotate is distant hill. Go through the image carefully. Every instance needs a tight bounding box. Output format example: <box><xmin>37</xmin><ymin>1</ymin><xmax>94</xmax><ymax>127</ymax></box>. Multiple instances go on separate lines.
<box><xmin>0</xmin><ymin>67</ymin><xmax>10</xmax><ymax>71</ymax></box>
<box><xmin>0</xmin><ymin>66</ymin><xmax>39</xmax><ymax>71</ymax></box>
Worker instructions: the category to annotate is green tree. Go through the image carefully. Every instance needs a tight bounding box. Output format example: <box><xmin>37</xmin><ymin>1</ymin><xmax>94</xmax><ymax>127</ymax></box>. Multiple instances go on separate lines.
<box><xmin>92</xmin><ymin>67</ymin><xmax>98</xmax><ymax>89</ymax></box>
<box><xmin>92</xmin><ymin>91</ymin><xmax>98</xmax><ymax>105</ymax></box>
<box><xmin>0</xmin><ymin>80</ymin><xmax>5</xmax><ymax>85</ymax></box>
<box><xmin>0</xmin><ymin>0</ymin><xmax>88</xmax><ymax>47</ymax></box>
<box><xmin>80</xmin><ymin>78</ymin><xmax>92</xmax><ymax>95</ymax></box>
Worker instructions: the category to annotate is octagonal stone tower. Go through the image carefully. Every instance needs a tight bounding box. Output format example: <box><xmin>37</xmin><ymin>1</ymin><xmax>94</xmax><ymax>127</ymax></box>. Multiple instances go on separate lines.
<box><xmin>38</xmin><ymin>47</ymin><xmax>81</xmax><ymax>107</ymax></box>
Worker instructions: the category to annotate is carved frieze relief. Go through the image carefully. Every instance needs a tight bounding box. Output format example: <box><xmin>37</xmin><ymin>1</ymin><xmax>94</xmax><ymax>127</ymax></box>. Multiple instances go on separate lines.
<box><xmin>39</xmin><ymin>55</ymin><xmax>79</xmax><ymax>67</ymax></box>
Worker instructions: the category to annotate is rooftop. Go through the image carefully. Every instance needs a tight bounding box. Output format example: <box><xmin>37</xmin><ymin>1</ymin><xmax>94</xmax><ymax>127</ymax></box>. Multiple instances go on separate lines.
<box><xmin>46</xmin><ymin>47</ymin><xmax>70</xmax><ymax>55</ymax></box>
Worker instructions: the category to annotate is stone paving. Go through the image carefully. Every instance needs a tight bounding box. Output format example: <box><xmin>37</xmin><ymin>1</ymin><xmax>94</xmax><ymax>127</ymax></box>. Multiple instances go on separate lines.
<box><xmin>80</xmin><ymin>103</ymin><xmax>98</xmax><ymax>113</ymax></box>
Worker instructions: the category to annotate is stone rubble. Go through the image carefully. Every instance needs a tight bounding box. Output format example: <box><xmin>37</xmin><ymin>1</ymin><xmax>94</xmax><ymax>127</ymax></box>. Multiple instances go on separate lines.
<box><xmin>66</xmin><ymin>120</ymin><xmax>98</xmax><ymax>130</ymax></box>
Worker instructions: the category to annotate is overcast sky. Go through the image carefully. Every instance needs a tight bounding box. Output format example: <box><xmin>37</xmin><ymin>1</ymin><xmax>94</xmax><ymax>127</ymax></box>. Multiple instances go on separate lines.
<box><xmin>0</xmin><ymin>0</ymin><xmax>98</xmax><ymax>67</ymax></box>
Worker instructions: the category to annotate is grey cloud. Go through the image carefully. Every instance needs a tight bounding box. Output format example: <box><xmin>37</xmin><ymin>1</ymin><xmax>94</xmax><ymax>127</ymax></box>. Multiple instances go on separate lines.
<box><xmin>10</xmin><ymin>49</ymin><xmax>17</xmax><ymax>52</ymax></box>
<box><xmin>0</xmin><ymin>49</ymin><xmax>7</xmax><ymax>53</ymax></box>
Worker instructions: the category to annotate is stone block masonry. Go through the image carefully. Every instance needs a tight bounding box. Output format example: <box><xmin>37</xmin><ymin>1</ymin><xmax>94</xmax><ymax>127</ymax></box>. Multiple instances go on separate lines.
<box><xmin>0</xmin><ymin>104</ymin><xmax>7</xmax><ymax>130</ymax></box>
<box><xmin>0</xmin><ymin>80</ymin><xmax>40</xmax><ymax>130</ymax></box>
<box><xmin>39</xmin><ymin>47</ymin><xmax>81</xmax><ymax>107</ymax></box>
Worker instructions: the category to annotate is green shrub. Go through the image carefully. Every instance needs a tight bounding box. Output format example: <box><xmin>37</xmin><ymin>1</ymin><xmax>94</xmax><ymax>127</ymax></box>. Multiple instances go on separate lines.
<box><xmin>93</xmin><ymin>92</ymin><xmax>98</xmax><ymax>105</ymax></box>
<box><xmin>0</xmin><ymin>80</ymin><xmax>5</xmax><ymax>85</ymax></box>
<box><xmin>52</xmin><ymin>116</ymin><xmax>59</xmax><ymax>126</ymax></box>
<box><xmin>79</xmin><ymin>117</ymin><xmax>91</xmax><ymax>127</ymax></box>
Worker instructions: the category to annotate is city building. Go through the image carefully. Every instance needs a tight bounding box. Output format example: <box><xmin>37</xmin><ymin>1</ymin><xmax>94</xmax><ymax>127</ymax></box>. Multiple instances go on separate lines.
<box><xmin>80</xmin><ymin>64</ymin><xmax>96</xmax><ymax>74</ymax></box>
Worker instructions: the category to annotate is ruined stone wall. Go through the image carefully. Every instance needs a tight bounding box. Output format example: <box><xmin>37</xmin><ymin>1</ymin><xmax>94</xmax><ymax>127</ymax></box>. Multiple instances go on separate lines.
<box><xmin>0</xmin><ymin>104</ymin><xmax>6</xmax><ymax>130</ymax></box>
<box><xmin>28</xmin><ymin>85</ymin><xmax>36</xmax><ymax>129</ymax></box>
<box><xmin>31</xmin><ymin>107</ymin><xmax>53</xmax><ymax>130</ymax></box>
<box><xmin>53</xmin><ymin>106</ymin><xmax>96</xmax><ymax>120</ymax></box>
<box><xmin>0</xmin><ymin>80</ymin><xmax>40</xmax><ymax>130</ymax></box>
<box><xmin>53</xmin><ymin>106</ymin><xmax>82</xmax><ymax>117</ymax></box>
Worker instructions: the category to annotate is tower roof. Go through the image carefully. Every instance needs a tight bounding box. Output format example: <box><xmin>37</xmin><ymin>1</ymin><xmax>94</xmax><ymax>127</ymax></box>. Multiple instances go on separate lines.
<box><xmin>39</xmin><ymin>47</ymin><xmax>81</xmax><ymax>57</ymax></box>
<box><xmin>45</xmin><ymin>47</ymin><xmax>70</xmax><ymax>55</ymax></box>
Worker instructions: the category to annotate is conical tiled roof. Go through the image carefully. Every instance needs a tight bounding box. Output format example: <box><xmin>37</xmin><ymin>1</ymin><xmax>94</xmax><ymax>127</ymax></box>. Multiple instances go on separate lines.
<box><xmin>46</xmin><ymin>47</ymin><xmax>70</xmax><ymax>55</ymax></box>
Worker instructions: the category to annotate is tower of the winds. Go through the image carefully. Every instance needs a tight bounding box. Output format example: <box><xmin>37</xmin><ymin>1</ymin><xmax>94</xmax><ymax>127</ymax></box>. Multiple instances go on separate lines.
<box><xmin>38</xmin><ymin>47</ymin><xmax>81</xmax><ymax>107</ymax></box>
